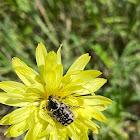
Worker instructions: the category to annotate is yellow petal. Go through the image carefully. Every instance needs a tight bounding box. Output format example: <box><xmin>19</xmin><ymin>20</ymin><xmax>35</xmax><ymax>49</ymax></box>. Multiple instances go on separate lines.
<box><xmin>0</xmin><ymin>113</ymin><xmax>10</xmax><ymax>125</ymax></box>
<box><xmin>0</xmin><ymin>106</ymin><xmax>36</xmax><ymax>125</ymax></box>
<box><xmin>62</xmin><ymin>70</ymin><xmax>82</xmax><ymax>86</ymax></box>
<box><xmin>36</xmin><ymin>42</ymin><xmax>47</xmax><ymax>78</ymax></box>
<box><xmin>10</xmin><ymin>106</ymin><xmax>35</xmax><ymax>124</ymax></box>
<box><xmin>57</xmin><ymin>45</ymin><xmax>62</xmax><ymax>64</ymax></box>
<box><xmin>44</xmin><ymin>51</ymin><xmax>57</xmax><ymax>76</ymax></box>
<box><xmin>39</xmin><ymin>100</ymin><xmax>55</xmax><ymax>125</ymax></box>
<box><xmin>65</xmin><ymin>135</ymin><xmax>70</xmax><ymax>140</ymax></box>
<box><xmin>91</xmin><ymin>108</ymin><xmax>106</xmax><ymax>122</ymax></box>
<box><xmin>12</xmin><ymin>57</ymin><xmax>41</xmax><ymax>86</ymax></box>
<box><xmin>74</xmin><ymin>119</ymin><xmax>88</xmax><ymax>140</ymax></box>
<box><xmin>45</xmin><ymin>70</ymin><xmax>57</xmax><ymax>96</ymax></box>
<box><xmin>60</xmin><ymin>85</ymin><xmax>84</xmax><ymax>97</ymax></box>
<box><xmin>71</xmin><ymin>123</ymin><xmax>81</xmax><ymax>134</ymax></box>
<box><xmin>32</xmin><ymin>121</ymin><xmax>43</xmax><ymax>140</ymax></box>
<box><xmin>80</xmin><ymin>105</ymin><xmax>106</xmax><ymax>122</ymax></box>
<box><xmin>14</xmin><ymin>66</ymin><xmax>41</xmax><ymax>85</ymax></box>
<box><xmin>72</xmin><ymin>70</ymin><xmax>102</xmax><ymax>84</ymax></box>
<box><xmin>25</xmin><ymin>83</ymin><xmax>45</xmax><ymax>97</ymax></box>
<box><xmin>64</xmin><ymin>96</ymin><xmax>84</xmax><ymax>107</ymax></box>
<box><xmin>0</xmin><ymin>81</ymin><xmax>25</xmax><ymax>93</ymax></box>
<box><xmin>0</xmin><ymin>92</ymin><xmax>30</xmax><ymax>107</ymax></box>
<box><xmin>67</xmin><ymin>124</ymin><xmax>80</xmax><ymax>140</ymax></box>
<box><xmin>27</xmin><ymin>109</ymin><xmax>38</xmax><ymax>128</ymax></box>
<box><xmin>40</xmin><ymin>136</ymin><xmax>49</xmax><ymax>140</ymax></box>
<box><xmin>82</xmin><ymin>119</ymin><xmax>99</xmax><ymax>134</ymax></box>
<box><xmin>49</xmin><ymin>126</ymin><xmax>58</xmax><ymax>140</ymax></box>
<box><xmin>84</xmin><ymin>95</ymin><xmax>112</xmax><ymax>106</ymax></box>
<box><xmin>54</xmin><ymin>64</ymin><xmax>63</xmax><ymax>89</ymax></box>
<box><xmin>83</xmin><ymin>78</ymin><xmax>107</xmax><ymax>94</ymax></box>
<box><xmin>12</xmin><ymin>57</ymin><xmax>30</xmax><ymax>86</ymax></box>
<box><xmin>61</xmin><ymin>70</ymin><xmax>102</xmax><ymax>96</ymax></box>
<box><xmin>77</xmin><ymin>107</ymin><xmax>92</xmax><ymax>120</ymax></box>
<box><xmin>5</xmin><ymin>120</ymin><xmax>29</xmax><ymax>137</ymax></box>
<box><xmin>23</xmin><ymin>93</ymin><xmax>41</xmax><ymax>102</ymax></box>
<box><xmin>24</xmin><ymin>109</ymin><xmax>41</xmax><ymax>140</ymax></box>
<box><xmin>4</xmin><ymin>126</ymin><xmax>11</xmax><ymax>137</ymax></box>
<box><xmin>39</xmin><ymin>124</ymin><xmax>53</xmax><ymax>138</ymax></box>
<box><xmin>45</xmin><ymin>64</ymin><xmax>63</xmax><ymax>96</ymax></box>
<box><xmin>24</xmin><ymin>127</ymin><xmax>34</xmax><ymax>140</ymax></box>
<box><xmin>56</xmin><ymin>123</ymin><xmax>67</xmax><ymax>139</ymax></box>
<box><xmin>67</xmin><ymin>53</ymin><xmax>91</xmax><ymax>73</ymax></box>
<box><xmin>92</xmin><ymin>104</ymin><xmax>108</xmax><ymax>111</ymax></box>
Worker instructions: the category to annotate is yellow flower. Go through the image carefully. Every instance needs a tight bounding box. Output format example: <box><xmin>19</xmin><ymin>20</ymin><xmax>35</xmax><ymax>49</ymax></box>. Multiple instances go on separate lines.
<box><xmin>0</xmin><ymin>43</ymin><xmax>112</xmax><ymax>140</ymax></box>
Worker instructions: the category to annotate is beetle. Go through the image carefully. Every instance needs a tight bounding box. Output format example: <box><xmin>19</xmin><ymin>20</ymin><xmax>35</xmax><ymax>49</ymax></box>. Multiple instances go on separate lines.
<box><xmin>47</xmin><ymin>95</ymin><xmax>75</xmax><ymax>126</ymax></box>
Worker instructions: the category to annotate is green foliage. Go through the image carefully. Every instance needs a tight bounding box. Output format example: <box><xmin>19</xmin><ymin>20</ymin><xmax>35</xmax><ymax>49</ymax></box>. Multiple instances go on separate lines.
<box><xmin>0</xmin><ymin>0</ymin><xmax>140</xmax><ymax>140</ymax></box>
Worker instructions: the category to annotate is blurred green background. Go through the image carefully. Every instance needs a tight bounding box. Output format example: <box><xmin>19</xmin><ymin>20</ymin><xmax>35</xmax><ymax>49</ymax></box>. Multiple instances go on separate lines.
<box><xmin>0</xmin><ymin>0</ymin><xmax>140</xmax><ymax>140</ymax></box>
